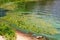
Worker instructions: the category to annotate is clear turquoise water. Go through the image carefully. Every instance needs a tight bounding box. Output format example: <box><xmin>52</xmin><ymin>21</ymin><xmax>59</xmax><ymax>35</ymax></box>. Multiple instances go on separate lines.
<box><xmin>54</xmin><ymin>28</ymin><xmax>60</xmax><ymax>40</ymax></box>
<box><xmin>25</xmin><ymin>0</ymin><xmax>60</xmax><ymax>40</ymax></box>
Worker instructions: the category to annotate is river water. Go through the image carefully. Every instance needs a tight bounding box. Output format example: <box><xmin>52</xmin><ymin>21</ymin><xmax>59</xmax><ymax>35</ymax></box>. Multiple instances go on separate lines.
<box><xmin>25</xmin><ymin>0</ymin><xmax>60</xmax><ymax>28</ymax></box>
<box><xmin>25</xmin><ymin>0</ymin><xmax>60</xmax><ymax>40</ymax></box>
<box><xmin>0</xmin><ymin>0</ymin><xmax>60</xmax><ymax>40</ymax></box>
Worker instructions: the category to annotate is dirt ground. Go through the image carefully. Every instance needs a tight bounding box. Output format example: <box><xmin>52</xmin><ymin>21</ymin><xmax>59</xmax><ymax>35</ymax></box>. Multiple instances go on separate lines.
<box><xmin>0</xmin><ymin>31</ymin><xmax>46</xmax><ymax>40</ymax></box>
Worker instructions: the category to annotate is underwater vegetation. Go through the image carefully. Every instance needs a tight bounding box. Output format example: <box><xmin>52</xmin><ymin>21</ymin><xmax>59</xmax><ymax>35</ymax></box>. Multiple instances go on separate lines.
<box><xmin>0</xmin><ymin>0</ymin><xmax>59</xmax><ymax>40</ymax></box>
<box><xmin>0</xmin><ymin>12</ymin><xmax>58</xmax><ymax>40</ymax></box>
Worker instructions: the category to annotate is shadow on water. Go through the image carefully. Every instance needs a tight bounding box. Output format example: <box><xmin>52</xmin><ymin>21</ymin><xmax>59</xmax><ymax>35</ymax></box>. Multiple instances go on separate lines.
<box><xmin>0</xmin><ymin>8</ymin><xmax>9</xmax><ymax>17</ymax></box>
<box><xmin>25</xmin><ymin>0</ymin><xmax>54</xmax><ymax>14</ymax></box>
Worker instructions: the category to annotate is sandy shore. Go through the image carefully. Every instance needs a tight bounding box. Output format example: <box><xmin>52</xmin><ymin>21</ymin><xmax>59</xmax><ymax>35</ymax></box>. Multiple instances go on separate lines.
<box><xmin>0</xmin><ymin>31</ymin><xmax>38</xmax><ymax>40</ymax></box>
<box><xmin>0</xmin><ymin>31</ymin><xmax>45</xmax><ymax>40</ymax></box>
<box><xmin>16</xmin><ymin>31</ymin><xmax>36</xmax><ymax>40</ymax></box>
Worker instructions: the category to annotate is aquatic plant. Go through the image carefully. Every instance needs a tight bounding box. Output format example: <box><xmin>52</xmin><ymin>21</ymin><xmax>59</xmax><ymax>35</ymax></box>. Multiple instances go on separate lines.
<box><xmin>2</xmin><ymin>13</ymin><xmax>57</xmax><ymax>34</ymax></box>
<box><xmin>0</xmin><ymin>12</ymin><xmax>58</xmax><ymax>40</ymax></box>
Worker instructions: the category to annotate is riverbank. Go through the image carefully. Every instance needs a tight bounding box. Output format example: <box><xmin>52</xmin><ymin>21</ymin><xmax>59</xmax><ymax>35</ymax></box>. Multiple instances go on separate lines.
<box><xmin>0</xmin><ymin>31</ymin><xmax>45</xmax><ymax>40</ymax></box>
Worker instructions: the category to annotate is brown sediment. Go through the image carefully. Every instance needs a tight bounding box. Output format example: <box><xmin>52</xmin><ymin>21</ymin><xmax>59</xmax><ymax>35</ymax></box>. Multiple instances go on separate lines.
<box><xmin>16</xmin><ymin>30</ymin><xmax>47</xmax><ymax>40</ymax></box>
<box><xmin>0</xmin><ymin>30</ymin><xmax>46</xmax><ymax>40</ymax></box>
<box><xmin>16</xmin><ymin>30</ymin><xmax>35</xmax><ymax>40</ymax></box>
<box><xmin>0</xmin><ymin>36</ymin><xmax>4</xmax><ymax>40</ymax></box>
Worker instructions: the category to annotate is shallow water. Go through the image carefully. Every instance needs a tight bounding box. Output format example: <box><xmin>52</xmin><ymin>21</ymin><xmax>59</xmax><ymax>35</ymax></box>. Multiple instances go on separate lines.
<box><xmin>0</xmin><ymin>0</ymin><xmax>60</xmax><ymax>40</ymax></box>
<box><xmin>25</xmin><ymin>0</ymin><xmax>60</xmax><ymax>28</ymax></box>
<box><xmin>25</xmin><ymin>0</ymin><xmax>60</xmax><ymax>40</ymax></box>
